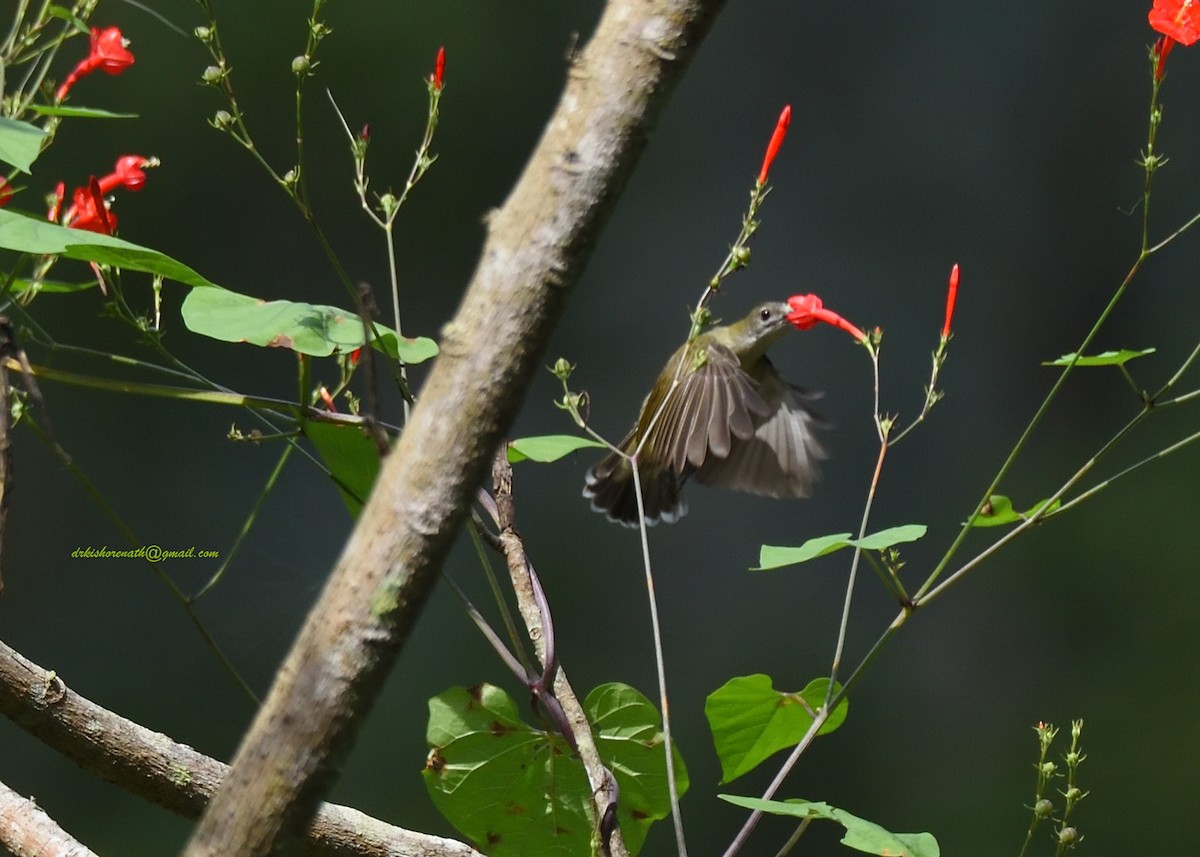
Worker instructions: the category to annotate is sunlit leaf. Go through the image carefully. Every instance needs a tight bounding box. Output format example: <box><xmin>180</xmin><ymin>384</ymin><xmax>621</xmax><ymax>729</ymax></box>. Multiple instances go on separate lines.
<box><xmin>0</xmin><ymin>209</ymin><xmax>217</xmax><ymax>286</ymax></box>
<box><xmin>181</xmin><ymin>286</ymin><xmax>438</xmax><ymax>361</ymax></box>
<box><xmin>1043</xmin><ymin>348</ymin><xmax>1155</xmax><ymax>367</ymax></box>
<box><xmin>507</xmin><ymin>434</ymin><xmax>606</xmax><ymax>463</ymax></box>
<box><xmin>706</xmin><ymin>675</ymin><xmax>848</xmax><ymax>783</ymax></box>
<box><xmin>0</xmin><ymin>118</ymin><xmax>48</xmax><ymax>173</ymax></box>
<box><xmin>719</xmin><ymin>795</ymin><xmax>940</xmax><ymax>857</ymax></box>
<box><xmin>754</xmin><ymin>525</ymin><xmax>927</xmax><ymax>571</ymax></box>
<box><xmin>27</xmin><ymin>104</ymin><xmax>138</xmax><ymax>119</ymax></box>
<box><xmin>968</xmin><ymin>494</ymin><xmax>1060</xmax><ymax>528</ymax></box>
<box><xmin>424</xmin><ymin>682</ymin><xmax>685</xmax><ymax>856</ymax></box>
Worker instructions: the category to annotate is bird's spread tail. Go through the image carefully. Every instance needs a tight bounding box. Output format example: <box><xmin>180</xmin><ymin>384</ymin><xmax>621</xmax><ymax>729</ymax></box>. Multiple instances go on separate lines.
<box><xmin>583</xmin><ymin>451</ymin><xmax>686</xmax><ymax>527</ymax></box>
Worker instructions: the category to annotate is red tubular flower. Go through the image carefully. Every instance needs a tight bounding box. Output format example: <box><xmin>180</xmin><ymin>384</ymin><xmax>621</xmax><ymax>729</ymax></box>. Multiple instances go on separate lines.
<box><xmin>56</xmin><ymin>26</ymin><xmax>135</xmax><ymax>101</ymax></box>
<box><xmin>786</xmin><ymin>293</ymin><xmax>867</xmax><ymax>342</ymax></box>
<box><xmin>0</xmin><ymin>179</ymin><xmax>12</xmax><ymax>208</ymax></box>
<box><xmin>96</xmin><ymin>155</ymin><xmax>152</xmax><ymax>193</ymax></box>
<box><xmin>1149</xmin><ymin>0</ymin><xmax>1200</xmax><ymax>46</ymax></box>
<box><xmin>64</xmin><ymin>178</ymin><xmax>117</xmax><ymax>234</ymax></box>
<box><xmin>349</xmin><ymin>347</ymin><xmax>362</xmax><ymax>367</ymax></box>
<box><xmin>942</xmin><ymin>263</ymin><xmax>960</xmax><ymax>339</ymax></box>
<box><xmin>758</xmin><ymin>105</ymin><xmax>791</xmax><ymax>186</ymax></box>
<box><xmin>432</xmin><ymin>46</ymin><xmax>446</xmax><ymax>91</ymax></box>
<box><xmin>317</xmin><ymin>385</ymin><xmax>337</xmax><ymax>412</ymax></box>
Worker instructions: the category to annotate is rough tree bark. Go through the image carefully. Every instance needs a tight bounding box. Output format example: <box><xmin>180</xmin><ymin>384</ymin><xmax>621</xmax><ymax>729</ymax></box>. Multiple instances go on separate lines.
<box><xmin>183</xmin><ymin>1</ymin><xmax>729</xmax><ymax>855</ymax></box>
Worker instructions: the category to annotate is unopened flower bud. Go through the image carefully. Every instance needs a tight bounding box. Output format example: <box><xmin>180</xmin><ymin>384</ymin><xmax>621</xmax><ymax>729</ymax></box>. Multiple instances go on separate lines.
<box><xmin>291</xmin><ymin>55</ymin><xmax>311</xmax><ymax>75</ymax></box>
<box><xmin>1064</xmin><ymin>787</ymin><xmax>1083</xmax><ymax>801</ymax></box>
<box><xmin>1034</xmin><ymin>799</ymin><xmax>1054</xmax><ymax>818</ymax></box>
<box><xmin>212</xmin><ymin>110</ymin><xmax>233</xmax><ymax>129</ymax></box>
<box><xmin>1040</xmin><ymin>762</ymin><xmax>1057</xmax><ymax>776</ymax></box>
<box><xmin>194</xmin><ymin>26</ymin><xmax>213</xmax><ymax>43</ymax></box>
<box><xmin>552</xmin><ymin>357</ymin><xmax>573</xmax><ymax>380</ymax></box>
<box><xmin>731</xmin><ymin>246</ymin><xmax>751</xmax><ymax>268</ymax></box>
<box><xmin>1057</xmin><ymin>827</ymin><xmax>1078</xmax><ymax>845</ymax></box>
<box><xmin>202</xmin><ymin>65</ymin><xmax>225</xmax><ymax>84</ymax></box>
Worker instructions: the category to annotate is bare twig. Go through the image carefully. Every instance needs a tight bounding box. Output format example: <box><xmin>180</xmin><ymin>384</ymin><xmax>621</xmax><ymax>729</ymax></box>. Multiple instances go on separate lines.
<box><xmin>0</xmin><ymin>776</ymin><xmax>99</xmax><ymax>857</ymax></box>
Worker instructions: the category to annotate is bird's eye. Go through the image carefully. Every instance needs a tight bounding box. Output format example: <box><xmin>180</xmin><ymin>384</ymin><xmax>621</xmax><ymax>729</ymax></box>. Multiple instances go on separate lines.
<box><xmin>759</xmin><ymin>307</ymin><xmax>773</xmax><ymax>322</ymax></box>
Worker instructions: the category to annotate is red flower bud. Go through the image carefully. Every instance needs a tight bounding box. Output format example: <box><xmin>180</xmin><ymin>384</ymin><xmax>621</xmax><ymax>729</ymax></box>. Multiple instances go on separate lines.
<box><xmin>317</xmin><ymin>385</ymin><xmax>337</xmax><ymax>412</ymax></box>
<box><xmin>47</xmin><ymin>181</ymin><xmax>65</xmax><ymax>222</ymax></box>
<box><xmin>1155</xmin><ymin>35</ymin><xmax>1176</xmax><ymax>81</ymax></box>
<box><xmin>0</xmin><ymin>178</ymin><xmax>12</xmax><ymax>208</ymax></box>
<box><xmin>942</xmin><ymin>263</ymin><xmax>960</xmax><ymax>339</ymax></box>
<box><xmin>432</xmin><ymin>46</ymin><xmax>446</xmax><ymax>91</ymax></box>
<box><xmin>786</xmin><ymin>293</ymin><xmax>866</xmax><ymax>342</ymax></box>
<box><xmin>758</xmin><ymin>105</ymin><xmax>792</xmax><ymax>186</ymax></box>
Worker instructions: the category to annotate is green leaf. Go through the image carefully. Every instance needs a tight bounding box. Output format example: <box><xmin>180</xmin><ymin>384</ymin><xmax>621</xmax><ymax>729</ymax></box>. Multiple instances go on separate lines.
<box><xmin>6</xmin><ymin>277</ymin><xmax>96</xmax><ymax>295</ymax></box>
<box><xmin>754</xmin><ymin>525</ymin><xmax>927</xmax><ymax>571</ymax></box>
<box><xmin>0</xmin><ymin>209</ymin><xmax>218</xmax><ymax>286</ymax></box>
<box><xmin>0</xmin><ymin>118</ymin><xmax>48</xmax><ymax>173</ymax></box>
<box><xmin>718</xmin><ymin>795</ymin><xmax>940</xmax><ymax>857</ymax></box>
<box><xmin>1043</xmin><ymin>348</ymin><xmax>1156</xmax><ymax>367</ymax></box>
<box><xmin>848</xmin><ymin>524</ymin><xmax>927</xmax><ymax>551</ymax></box>
<box><xmin>181</xmin><ymin>286</ymin><xmax>438</xmax><ymax>361</ymax></box>
<box><xmin>303</xmin><ymin>421</ymin><xmax>383</xmax><ymax>517</ymax></box>
<box><xmin>507</xmin><ymin>434</ymin><xmax>606</xmax><ymax>463</ymax></box>
<box><xmin>368</xmin><ymin>327</ymin><xmax>439</xmax><ymax>364</ymax></box>
<box><xmin>587</xmin><ymin>683</ymin><xmax>689</xmax><ymax>854</ymax></box>
<box><xmin>968</xmin><ymin>494</ymin><xmax>1061</xmax><ymax>528</ymax></box>
<box><xmin>424</xmin><ymin>682</ymin><xmax>685</xmax><ymax>856</ymax></box>
<box><xmin>26</xmin><ymin>104</ymin><xmax>138</xmax><ymax>119</ymax></box>
<box><xmin>705</xmin><ymin>675</ymin><xmax>848</xmax><ymax>783</ymax></box>
<box><xmin>46</xmin><ymin>5</ymin><xmax>90</xmax><ymax>32</ymax></box>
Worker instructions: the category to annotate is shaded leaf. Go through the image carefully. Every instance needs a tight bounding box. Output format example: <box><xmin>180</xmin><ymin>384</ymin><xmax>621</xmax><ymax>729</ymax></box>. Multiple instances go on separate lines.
<box><xmin>181</xmin><ymin>286</ymin><xmax>438</xmax><ymax>361</ymax></box>
<box><xmin>6</xmin><ymin>277</ymin><xmax>96</xmax><ymax>295</ymax></box>
<box><xmin>424</xmin><ymin>682</ymin><xmax>685</xmax><ymax>856</ymax></box>
<box><xmin>0</xmin><ymin>209</ymin><xmax>217</xmax><ymax>286</ymax></box>
<box><xmin>1043</xmin><ymin>348</ymin><xmax>1155</xmax><ymax>367</ymax></box>
<box><xmin>969</xmin><ymin>494</ymin><xmax>1061</xmax><ymax>528</ymax></box>
<box><xmin>754</xmin><ymin>525</ymin><xmax>927</xmax><ymax>571</ymax></box>
<box><xmin>303</xmin><ymin>421</ymin><xmax>382</xmax><ymax>518</ymax></box>
<box><xmin>507</xmin><ymin>434</ymin><xmax>606</xmax><ymax>463</ymax></box>
<box><xmin>706</xmin><ymin>675</ymin><xmax>848</xmax><ymax>783</ymax></box>
<box><xmin>719</xmin><ymin>795</ymin><xmax>940</xmax><ymax>857</ymax></box>
<box><xmin>0</xmin><ymin>118</ymin><xmax>48</xmax><ymax>173</ymax></box>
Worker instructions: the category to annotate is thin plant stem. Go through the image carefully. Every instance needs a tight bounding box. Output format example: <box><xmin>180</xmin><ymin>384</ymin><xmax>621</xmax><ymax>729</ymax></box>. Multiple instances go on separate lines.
<box><xmin>630</xmin><ymin>457</ymin><xmax>688</xmax><ymax>857</ymax></box>
<box><xmin>466</xmin><ymin>518</ymin><xmax>533</xmax><ymax>678</ymax></box>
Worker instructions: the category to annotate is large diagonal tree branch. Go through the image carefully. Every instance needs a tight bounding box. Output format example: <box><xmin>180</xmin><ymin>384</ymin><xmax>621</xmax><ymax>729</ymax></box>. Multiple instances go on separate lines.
<box><xmin>183</xmin><ymin>2</ymin><xmax>728</xmax><ymax>855</ymax></box>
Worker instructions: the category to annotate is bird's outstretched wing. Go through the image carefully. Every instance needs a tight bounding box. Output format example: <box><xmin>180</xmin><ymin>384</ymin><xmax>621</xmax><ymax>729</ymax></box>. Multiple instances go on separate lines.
<box><xmin>694</xmin><ymin>363</ymin><xmax>826</xmax><ymax>498</ymax></box>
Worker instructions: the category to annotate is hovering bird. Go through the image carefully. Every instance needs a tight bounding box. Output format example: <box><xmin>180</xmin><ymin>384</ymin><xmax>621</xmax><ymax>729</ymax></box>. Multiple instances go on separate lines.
<box><xmin>584</xmin><ymin>301</ymin><xmax>826</xmax><ymax>526</ymax></box>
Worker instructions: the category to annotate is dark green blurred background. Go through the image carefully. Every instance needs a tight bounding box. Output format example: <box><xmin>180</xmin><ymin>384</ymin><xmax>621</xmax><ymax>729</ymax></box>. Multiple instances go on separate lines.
<box><xmin>2</xmin><ymin>1</ymin><xmax>1199</xmax><ymax>854</ymax></box>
